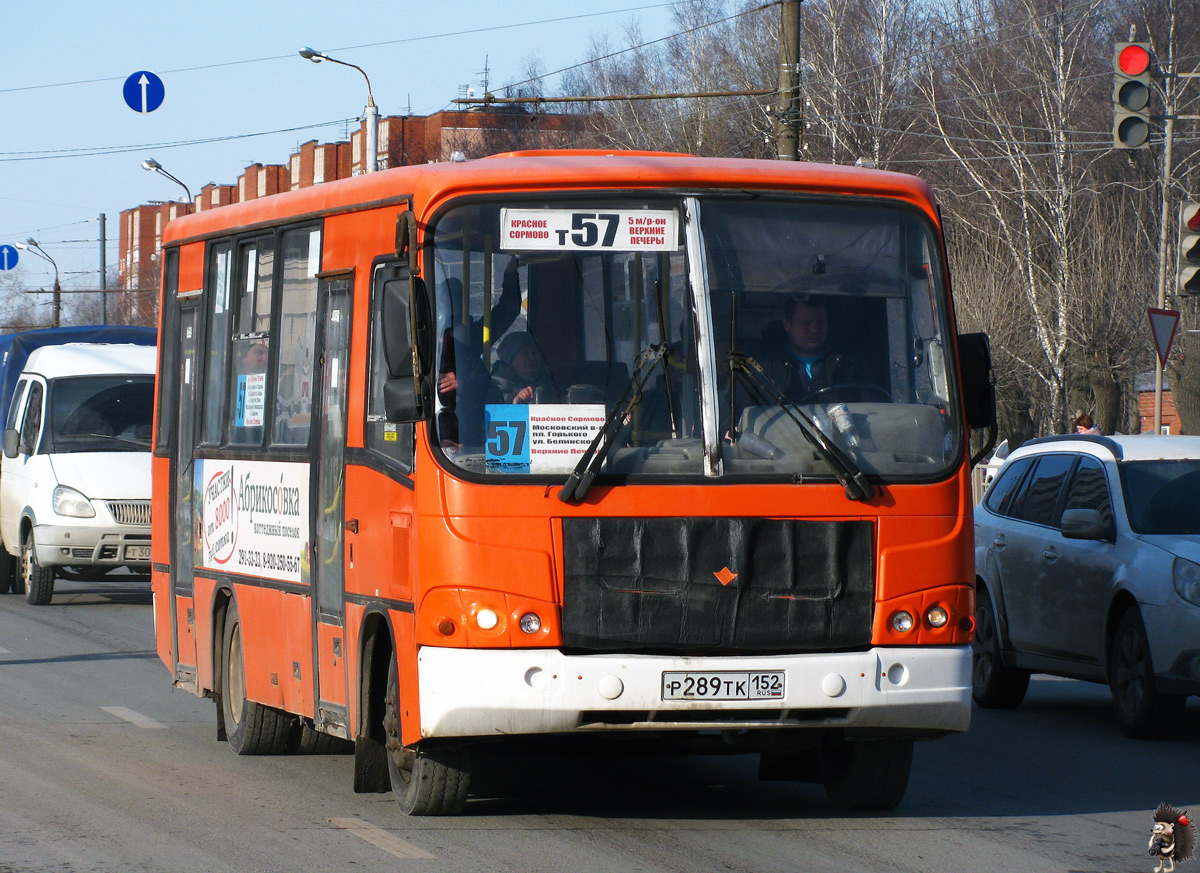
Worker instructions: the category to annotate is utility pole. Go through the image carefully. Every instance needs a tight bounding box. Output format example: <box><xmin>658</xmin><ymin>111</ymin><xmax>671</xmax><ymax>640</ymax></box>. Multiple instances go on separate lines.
<box><xmin>774</xmin><ymin>1</ymin><xmax>803</xmax><ymax>160</ymax></box>
<box><xmin>99</xmin><ymin>213</ymin><xmax>108</xmax><ymax>326</ymax></box>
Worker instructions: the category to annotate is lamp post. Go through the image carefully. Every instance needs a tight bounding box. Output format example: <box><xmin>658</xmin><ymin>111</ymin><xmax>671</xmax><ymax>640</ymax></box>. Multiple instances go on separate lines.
<box><xmin>300</xmin><ymin>46</ymin><xmax>378</xmax><ymax>173</ymax></box>
<box><xmin>15</xmin><ymin>239</ymin><xmax>60</xmax><ymax>328</ymax></box>
<box><xmin>141</xmin><ymin>158</ymin><xmax>193</xmax><ymax>203</ymax></box>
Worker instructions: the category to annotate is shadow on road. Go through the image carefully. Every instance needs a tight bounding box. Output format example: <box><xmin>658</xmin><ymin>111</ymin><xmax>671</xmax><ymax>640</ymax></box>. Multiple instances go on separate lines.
<box><xmin>463</xmin><ymin>677</ymin><xmax>1199</xmax><ymax>820</ymax></box>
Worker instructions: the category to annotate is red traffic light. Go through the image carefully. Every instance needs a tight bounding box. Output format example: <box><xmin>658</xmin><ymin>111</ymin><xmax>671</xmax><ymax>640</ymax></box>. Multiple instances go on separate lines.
<box><xmin>1118</xmin><ymin>44</ymin><xmax>1151</xmax><ymax>76</ymax></box>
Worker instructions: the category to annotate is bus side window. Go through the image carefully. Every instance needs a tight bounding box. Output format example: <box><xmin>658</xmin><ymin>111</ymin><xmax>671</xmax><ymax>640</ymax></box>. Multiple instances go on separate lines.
<box><xmin>226</xmin><ymin>238</ymin><xmax>274</xmax><ymax>445</ymax></box>
<box><xmin>272</xmin><ymin>227</ymin><xmax>320</xmax><ymax>446</ymax></box>
<box><xmin>365</xmin><ymin>261</ymin><xmax>415</xmax><ymax>471</ymax></box>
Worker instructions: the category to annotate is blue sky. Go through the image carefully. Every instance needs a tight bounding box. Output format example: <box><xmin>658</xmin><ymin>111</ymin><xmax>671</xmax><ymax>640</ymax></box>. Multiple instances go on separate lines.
<box><xmin>0</xmin><ymin>2</ymin><xmax>680</xmax><ymax>294</ymax></box>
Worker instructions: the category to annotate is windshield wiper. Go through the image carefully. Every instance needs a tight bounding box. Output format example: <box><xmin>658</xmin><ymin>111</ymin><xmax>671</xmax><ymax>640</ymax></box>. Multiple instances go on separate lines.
<box><xmin>65</xmin><ymin>432</ymin><xmax>151</xmax><ymax>449</ymax></box>
<box><xmin>726</xmin><ymin>353</ymin><xmax>874</xmax><ymax>502</ymax></box>
<box><xmin>559</xmin><ymin>342</ymin><xmax>670</xmax><ymax>504</ymax></box>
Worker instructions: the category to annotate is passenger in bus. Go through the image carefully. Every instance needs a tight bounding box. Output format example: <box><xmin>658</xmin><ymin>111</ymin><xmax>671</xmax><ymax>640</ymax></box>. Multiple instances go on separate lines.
<box><xmin>437</xmin><ymin>258</ymin><xmax>523</xmax><ymax>446</ymax></box>
<box><xmin>489</xmin><ymin>332</ymin><xmax>560</xmax><ymax>404</ymax></box>
<box><xmin>758</xmin><ymin>294</ymin><xmax>870</xmax><ymax>402</ymax></box>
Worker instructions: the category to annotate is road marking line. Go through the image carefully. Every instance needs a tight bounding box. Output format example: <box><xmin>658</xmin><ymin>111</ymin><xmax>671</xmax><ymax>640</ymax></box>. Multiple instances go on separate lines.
<box><xmin>328</xmin><ymin>817</ymin><xmax>436</xmax><ymax>859</ymax></box>
<box><xmin>0</xmin><ymin>646</ymin><xmax>11</xmax><ymax>654</ymax></box>
<box><xmin>101</xmin><ymin>706</ymin><xmax>167</xmax><ymax>729</ymax></box>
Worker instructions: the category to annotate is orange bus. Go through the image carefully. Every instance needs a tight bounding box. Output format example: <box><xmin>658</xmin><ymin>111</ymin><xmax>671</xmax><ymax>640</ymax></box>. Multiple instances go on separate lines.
<box><xmin>151</xmin><ymin>151</ymin><xmax>995</xmax><ymax>815</ymax></box>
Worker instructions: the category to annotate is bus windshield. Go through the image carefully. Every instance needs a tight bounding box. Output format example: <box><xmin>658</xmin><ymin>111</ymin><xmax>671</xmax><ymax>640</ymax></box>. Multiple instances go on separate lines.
<box><xmin>431</xmin><ymin>195</ymin><xmax>959</xmax><ymax>483</ymax></box>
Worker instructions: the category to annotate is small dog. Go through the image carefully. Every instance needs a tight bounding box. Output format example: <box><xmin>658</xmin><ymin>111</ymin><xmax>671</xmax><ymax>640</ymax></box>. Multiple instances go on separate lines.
<box><xmin>1150</xmin><ymin>804</ymin><xmax>1196</xmax><ymax>873</ymax></box>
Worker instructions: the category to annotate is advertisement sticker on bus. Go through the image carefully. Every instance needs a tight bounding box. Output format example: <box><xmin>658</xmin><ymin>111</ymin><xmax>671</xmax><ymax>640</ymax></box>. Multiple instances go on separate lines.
<box><xmin>484</xmin><ymin>403</ymin><xmax>606</xmax><ymax>473</ymax></box>
<box><xmin>500</xmin><ymin>208</ymin><xmax>679</xmax><ymax>252</ymax></box>
<box><xmin>196</xmin><ymin>459</ymin><xmax>310</xmax><ymax>584</ymax></box>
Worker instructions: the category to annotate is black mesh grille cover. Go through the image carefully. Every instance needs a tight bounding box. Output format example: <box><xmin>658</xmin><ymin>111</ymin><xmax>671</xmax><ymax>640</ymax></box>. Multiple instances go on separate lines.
<box><xmin>561</xmin><ymin>517</ymin><xmax>874</xmax><ymax>652</ymax></box>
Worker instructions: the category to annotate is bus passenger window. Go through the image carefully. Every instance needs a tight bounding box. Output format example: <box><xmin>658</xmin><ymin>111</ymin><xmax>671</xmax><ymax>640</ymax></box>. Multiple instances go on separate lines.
<box><xmin>226</xmin><ymin>238</ymin><xmax>274</xmax><ymax>445</ymax></box>
<box><xmin>272</xmin><ymin>227</ymin><xmax>320</xmax><ymax>446</ymax></box>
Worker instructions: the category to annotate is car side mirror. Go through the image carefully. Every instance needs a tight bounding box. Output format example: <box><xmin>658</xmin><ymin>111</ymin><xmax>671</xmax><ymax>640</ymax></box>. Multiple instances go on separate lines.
<box><xmin>1060</xmin><ymin>508</ymin><xmax>1113</xmax><ymax>541</ymax></box>
<box><xmin>3</xmin><ymin>428</ymin><xmax>20</xmax><ymax>459</ymax></box>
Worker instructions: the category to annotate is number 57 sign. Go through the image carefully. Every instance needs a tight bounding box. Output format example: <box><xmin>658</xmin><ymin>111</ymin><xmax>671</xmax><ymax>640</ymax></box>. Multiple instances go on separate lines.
<box><xmin>500</xmin><ymin>208</ymin><xmax>679</xmax><ymax>252</ymax></box>
<box><xmin>484</xmin><ymin>404</ymin><xmax>605</xmax><ymax>474</ymax></box>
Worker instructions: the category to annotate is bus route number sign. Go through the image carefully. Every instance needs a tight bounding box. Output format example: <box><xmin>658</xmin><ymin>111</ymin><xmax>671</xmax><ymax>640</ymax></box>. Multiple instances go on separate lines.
<box><xmin>500</xmin><ymin>208</ymin><xmax>679</xmax><ymax>252</ymax></box>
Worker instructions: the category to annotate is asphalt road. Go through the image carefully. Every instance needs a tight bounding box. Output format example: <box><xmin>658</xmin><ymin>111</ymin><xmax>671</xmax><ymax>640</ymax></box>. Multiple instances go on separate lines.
<box><xmin>0</xmin><ymin>577</ymin><xmax>1196</xmax><ymax>873</ymax></box>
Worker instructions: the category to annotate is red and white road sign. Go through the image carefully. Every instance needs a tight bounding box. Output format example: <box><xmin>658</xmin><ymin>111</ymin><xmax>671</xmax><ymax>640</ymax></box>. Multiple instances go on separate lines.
<box><xmin>1148</xmin><ymin>307</ymin><xmax>1181</xmax><ymax>365</ymax></box>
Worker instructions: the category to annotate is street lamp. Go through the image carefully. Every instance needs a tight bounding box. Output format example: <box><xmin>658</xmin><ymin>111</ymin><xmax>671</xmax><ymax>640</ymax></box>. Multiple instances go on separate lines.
<box><xmin>300</xmin><ymin>46</ymin><xmax>378</xmax><ymax>173</ymax></box>
<box><xmin>15</xmin><ymin>238</ymin><xmax>61</xmax><ymax>328</ymax></box>
<box><xmin>142</xmin><ymin>158</ymin><xmax>193</xmax><ymax>203</ymax></box>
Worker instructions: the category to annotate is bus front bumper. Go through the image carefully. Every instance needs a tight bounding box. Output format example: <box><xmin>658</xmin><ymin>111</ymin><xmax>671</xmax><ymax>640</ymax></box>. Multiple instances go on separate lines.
<box><xmin>416</xmin><ymin>646</ymin><xmax>971</xmax><ymax>739</ymax></box>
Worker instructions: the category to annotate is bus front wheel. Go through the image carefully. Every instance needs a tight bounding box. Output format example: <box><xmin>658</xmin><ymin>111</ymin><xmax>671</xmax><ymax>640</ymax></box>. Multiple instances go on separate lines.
<box><xmin>820</xmin><ymin>737</ymin><xmax>912</xmax><ymax>811</ymax></box>
<box><xmin>220</xmin><ymin>601</ymin><xmax>292</xmax><ymax>755</ymax></box>
<box><xmin>383</xmin><ymin>658</ymin><xmax>471</xmax><ymax>815</ymax></box>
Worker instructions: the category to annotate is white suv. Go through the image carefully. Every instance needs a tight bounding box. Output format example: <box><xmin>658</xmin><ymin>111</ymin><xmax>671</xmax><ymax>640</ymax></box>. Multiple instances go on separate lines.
<box><xmin>0</xmin><ymin>344</ymin><xmax>156</xmax><ymax>604</ymax></box>
<box><xmin>973</xmin><ymin>434</ymin><xmax>1200</xmax><ymax>737</ymax></box>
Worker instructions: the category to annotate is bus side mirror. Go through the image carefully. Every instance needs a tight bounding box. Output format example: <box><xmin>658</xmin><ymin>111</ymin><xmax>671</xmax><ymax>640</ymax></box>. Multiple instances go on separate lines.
<box><xmin>958</xmin><ymin>332</ymin><xmax>996</xmax><ymax>429</ymax></box>
<box><xmin>380</xmin><ymin>276</ymin><xmax>433</xmax><ymax>422</ymax></box>
<box><xmin>2</xmin><ymin>429</ymin><xmax>18</xmax><ymax>459</ymax></box>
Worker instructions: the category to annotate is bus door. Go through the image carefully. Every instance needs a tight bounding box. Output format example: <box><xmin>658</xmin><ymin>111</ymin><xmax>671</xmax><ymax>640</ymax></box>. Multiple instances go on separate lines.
<box><xmin>312</xmin><ymin>274</ymin><xmax>353</xmax><ymax>735</ymax></box>
<box><xmin>170</xmin><ymin>297</ymin><xmax>201</xmax><ymax>687</ymax></box>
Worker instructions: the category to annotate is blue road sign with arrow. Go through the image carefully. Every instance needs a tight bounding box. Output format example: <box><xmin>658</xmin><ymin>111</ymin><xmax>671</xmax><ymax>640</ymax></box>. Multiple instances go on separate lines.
<box><xmin>0</xmin><ymin>245</ymin><xmax>18</xmax><ymax>270</ymax></box>
<box><xmin>123</xmin><ymin>71</ymin><xmax>165</xmax><ymax>113</ymax></box>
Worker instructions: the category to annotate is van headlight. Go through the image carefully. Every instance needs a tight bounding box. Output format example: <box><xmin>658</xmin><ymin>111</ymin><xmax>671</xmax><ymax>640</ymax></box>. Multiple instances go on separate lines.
<box><xmin>1173</xmin><ymin>557</ymin><xmax>1200</xmax><ymax>607</ymax></box>
<box><xmin>52</xmin><ymin>485</ymin><xmax>96</xmax><ymax>518</ymax></box>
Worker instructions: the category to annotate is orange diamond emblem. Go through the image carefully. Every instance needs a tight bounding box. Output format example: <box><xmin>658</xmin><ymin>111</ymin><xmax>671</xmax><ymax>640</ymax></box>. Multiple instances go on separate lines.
<box><xmin>714</xmin><ymin>567</ymin><xmax>738</xmax><ymax>586</ymax></box>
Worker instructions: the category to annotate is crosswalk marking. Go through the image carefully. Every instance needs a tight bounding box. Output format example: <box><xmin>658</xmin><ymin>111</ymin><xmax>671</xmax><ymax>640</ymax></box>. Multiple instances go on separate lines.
<box><xmin>101</xmin><ymin>706</ymin><xmax>167</xmax><ymax>729</ymax></box>
<box><xmin>328</xmin><ymin>817</ymin><xmax>436</xmax><ymax>860</ymax></box>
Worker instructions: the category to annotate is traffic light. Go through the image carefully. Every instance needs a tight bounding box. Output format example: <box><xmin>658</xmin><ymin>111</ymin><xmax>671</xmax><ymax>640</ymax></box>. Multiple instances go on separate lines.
<box><xmin>1179</xmin><ymin>202</ymin><xmax>1200</xmax><ymax>296</ymax></box>
<box><xmin>1113</xmin><ymin>42</ymin><xmax>1153</xmax><ymax>149</ymax></box>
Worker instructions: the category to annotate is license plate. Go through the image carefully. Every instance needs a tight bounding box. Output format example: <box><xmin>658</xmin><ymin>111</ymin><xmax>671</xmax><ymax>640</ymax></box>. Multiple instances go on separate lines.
<box><xmin>661</xmin><ymin>671</ymin><xmax>785</xmax><ymax>701</ymax></box>
<box><xmin>125</xmin><ymin>545</ymin><xmax>151</xmax><ymax>561</ymax></box>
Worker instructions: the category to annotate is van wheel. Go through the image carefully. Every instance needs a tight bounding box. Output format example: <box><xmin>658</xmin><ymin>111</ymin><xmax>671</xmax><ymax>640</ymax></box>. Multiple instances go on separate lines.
<box><xmin>383</xmin><ymin>657</ymin><xmax>471</xmax><ymax>815</ymax></box>
<box><xmin>21</xmin><ymin>532</ymin><xmax>55</xmax><ymax>605</ymax></box>
<box><xmin>220</xmin><ymin>601</ymin><xmax>292</xmax><ymax>755</ymax></box>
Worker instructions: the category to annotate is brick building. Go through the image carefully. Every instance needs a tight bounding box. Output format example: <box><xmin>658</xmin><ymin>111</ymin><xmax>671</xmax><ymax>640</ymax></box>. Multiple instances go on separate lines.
<box><xmin>118</xmin><ymin>109</ymin><xmax>593</xmax><ymax>300</ymax></box>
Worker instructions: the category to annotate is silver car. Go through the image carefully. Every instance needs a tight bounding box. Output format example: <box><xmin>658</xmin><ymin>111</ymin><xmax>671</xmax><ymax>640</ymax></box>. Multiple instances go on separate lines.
<box><xmin>973</xmin><ymin>434</ymin><xmax>1200</xmax><ymax>737</ymax></box>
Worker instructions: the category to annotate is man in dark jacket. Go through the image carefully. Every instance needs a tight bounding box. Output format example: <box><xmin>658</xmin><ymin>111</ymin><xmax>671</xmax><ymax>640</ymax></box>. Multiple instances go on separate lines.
<box><xmin>759</xmin><ymin>294</ymin><xmax>871</xmax><ymax>402</ymax></box>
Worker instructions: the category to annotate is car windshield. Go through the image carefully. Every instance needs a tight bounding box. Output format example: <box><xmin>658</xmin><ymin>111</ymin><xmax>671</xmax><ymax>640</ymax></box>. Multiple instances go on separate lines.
<box><xmin>47</xmin><ymin>375</ymin><xmax>154</xmax><ymax>453</ymax></box>
<box><xmin>430</xmin><ymin>195</ymin><xmax>960</xmax><ymax>483</ymax></box>
<box><xmin>1119</xmin><ymin>459</ymin><xmax>1200</xmax><ymax>534</ymax></box>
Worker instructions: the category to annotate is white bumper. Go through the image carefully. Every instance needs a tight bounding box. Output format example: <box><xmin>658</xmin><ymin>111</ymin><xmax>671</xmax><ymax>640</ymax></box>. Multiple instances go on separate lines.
<box><xmin>417</xmin><ymin>646</ymin><xmax>971</xmax><ymax>739</ymax></box>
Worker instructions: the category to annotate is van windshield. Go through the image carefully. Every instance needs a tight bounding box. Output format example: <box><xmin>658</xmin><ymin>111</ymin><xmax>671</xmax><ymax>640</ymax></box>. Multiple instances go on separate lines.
<box><xmin>47</xmin><ymin>375</ymin><xmax>155</xmax><ymax>453</ymax></box>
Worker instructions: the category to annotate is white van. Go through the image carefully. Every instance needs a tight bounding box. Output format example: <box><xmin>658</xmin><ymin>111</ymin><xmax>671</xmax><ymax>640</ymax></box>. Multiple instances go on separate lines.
<box><xmin>0</xmin><ymin>344</ymin><xmax>156</xmax><ymax>604</ymax></box>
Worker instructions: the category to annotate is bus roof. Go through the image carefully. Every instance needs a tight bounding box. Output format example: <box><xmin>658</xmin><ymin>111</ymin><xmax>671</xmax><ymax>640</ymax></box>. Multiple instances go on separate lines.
<box><xmin>162</xmin><ymin>151</ymin><xmax>940</xmax><ymax>247</ymax></box>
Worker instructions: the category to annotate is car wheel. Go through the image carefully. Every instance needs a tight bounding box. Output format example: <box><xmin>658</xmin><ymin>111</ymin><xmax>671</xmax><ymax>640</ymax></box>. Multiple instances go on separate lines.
<box><xmin>220</xmin><ymin>601</ymin><xmax>292</xmax><ymax>754</ymax></box>
<box><xmin>971</xmin><ymin>586</ymin><xmax>1030</xmax><ymax>708</ymax></box>
<box><xmin>1108</xmin><ymin>610</ymin><xmax>1185</xmax><ymax>739</ymax></box>
<box><xmin>820</xmin><ymin>737</ymin><xmax>913</xmax><ymax>811</ymax></box>
<box><xmin>21</xmin><ymin>532</ymin><xmax>56</xmax><ymax>606</ymax></box>
<box><xmin>383</xmin><ymin>657</ymin><xmax>471</xmax><ymax>815</ymax></box>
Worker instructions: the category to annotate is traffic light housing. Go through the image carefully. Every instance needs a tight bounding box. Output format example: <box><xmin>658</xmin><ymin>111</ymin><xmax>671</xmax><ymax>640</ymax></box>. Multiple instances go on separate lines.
<box><xmin>1179</xmin><ymin>202</ymin><xmax>1200</xmax><ymax>296</ymax></box>
<box><xmin>1113</xmin><ymin>42</ymin><xmax>1152</xmax><ymax>149</ymax></box>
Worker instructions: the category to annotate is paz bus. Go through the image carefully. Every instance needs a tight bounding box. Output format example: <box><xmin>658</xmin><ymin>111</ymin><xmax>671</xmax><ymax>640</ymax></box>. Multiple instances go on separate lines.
<box><xmin>151</xmin><ymin>150</ymin><xmax>995</xmax><ymax>816</ymax></box>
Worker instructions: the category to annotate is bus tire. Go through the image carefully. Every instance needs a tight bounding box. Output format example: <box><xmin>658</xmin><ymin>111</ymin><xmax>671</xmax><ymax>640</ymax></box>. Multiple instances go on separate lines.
<box><xmin>221</xmin><ymin>601</ymin><xmax>292</xmax><ymax>755</ymax></box>
<box><xmin>21</xmin><ymin>532</ymin><xmax>55</xmax><ymax>605</ymax></box>
<box><xmin>290</xmin><ymin>720</ymin><xmax>352</xmax><ymax>755</ymax></box>
<box><xmin>384</xmin><ymin>657</ymin><xmax>471</xmax><ymax>815</ymax></box>
<box><xmin>0</xmin><ymin>547</ymin><xmax>15</xmax><ymax>594</ymax></box>
<box><xmin>820</xmin><ymin>737</ymin><xmax>912</xmax><ymax>811</ymax></box>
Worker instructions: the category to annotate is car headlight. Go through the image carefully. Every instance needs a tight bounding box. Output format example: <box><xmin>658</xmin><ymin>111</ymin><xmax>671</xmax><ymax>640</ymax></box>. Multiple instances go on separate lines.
<box><xmin>52</xmin><ymin>485</ymin><xmax>96</xmax><ymax>518</ymax></box>
<box><xmin>1172</xmin><ymin>556</ymin><xmax>1200</xmax><ymax>608</ymax></box>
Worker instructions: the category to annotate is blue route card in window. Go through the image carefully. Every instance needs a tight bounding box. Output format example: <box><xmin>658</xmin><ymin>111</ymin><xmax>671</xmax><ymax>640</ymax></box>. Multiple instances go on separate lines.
<box><xmin>484</xmin><ymin>405</ymin><xmax>531</xmax><ymax>473</ymax></box>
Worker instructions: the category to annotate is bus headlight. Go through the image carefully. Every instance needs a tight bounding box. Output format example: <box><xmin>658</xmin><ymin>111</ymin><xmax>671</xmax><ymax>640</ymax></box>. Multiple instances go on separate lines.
<box><xmin>925</xmin><ymin>606</ymin><xmax>950</xmax><ymax>628</ymax></box>
<box><xmin>890</xmin><ymin>610</ymin><xmax>914</xmax><ymax>633</ymax></box>
<box><xmin>518</xmin><ymin>612</ymin><xmax>542</xmax><ymax>634</ymax></box>
<box><xmin>53</xmin><ymin>485</ymin><xmax>96</xmax><ymax>518</ymax></box>
<box><xmin>475</xmin><ymin>608</ymin><xmax>499</xmax><ymax>630</ymax></box>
